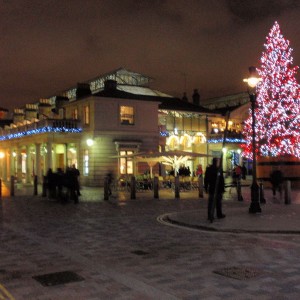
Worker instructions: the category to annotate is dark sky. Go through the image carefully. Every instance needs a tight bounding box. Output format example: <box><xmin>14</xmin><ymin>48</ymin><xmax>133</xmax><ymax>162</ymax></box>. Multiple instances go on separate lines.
<box><xmin>1</xmin><ymin>0</ymin><xmax>300</xmax><ymax>112</ymax></box>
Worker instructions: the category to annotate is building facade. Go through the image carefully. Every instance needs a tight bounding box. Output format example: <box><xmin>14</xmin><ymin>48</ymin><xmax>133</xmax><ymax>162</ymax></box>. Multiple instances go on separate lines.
<box><xmin>0</xmin><ymin>68</ymin><xmax>250</xmax><ymax>186</ymax></box>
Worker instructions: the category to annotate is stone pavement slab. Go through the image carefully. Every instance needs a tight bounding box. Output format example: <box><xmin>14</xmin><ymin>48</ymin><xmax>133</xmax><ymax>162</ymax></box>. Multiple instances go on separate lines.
<box><xmin>1</xmin><ymin>183</ymin><xmax>300</xmax><ymax>299</ymax></box>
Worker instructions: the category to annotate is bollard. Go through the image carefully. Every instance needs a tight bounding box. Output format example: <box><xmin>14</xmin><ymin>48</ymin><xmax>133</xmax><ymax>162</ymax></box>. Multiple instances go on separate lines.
<box><xmin>284</xmin><ymin>180</ymin><xmax>291</xmax><ymax>205</ymax></box>
<box><xmin>175</xmin><ymin>175</ymin><xmax>180</xmax><ymax>199</ymax></box>
<box><xmin>130</xmin><ymin>176</ymin><xmax>136</xmax><ymax>199</ymax></box>
<box><xmin>33</xmin><ymin>175</ymin><xmax>38</xmax><ymax>196</ymax></box>
<box><xmin>237</xmin><ymin>180</ymin><xmax>243</xmax><ymax>201</ymax></box>
<box><xmin>198</xmin><ymin>176</ymin><xmax>204</xmax><ymax>198</ymax></box>
<box><xmin>42</xmin><ymin>176</ymin><xmax>47</xmax><ymax>197</ymax></box>
<box><xmin>104</xmin><ymin>176</ymin><xmax>109</xmax><ymax>201</ymax></box>
<box><xmin>0</xmin><ymin>179</ymin><xmax>2</xmax><ymax>198</ymax></box>
<box><xmin>10</xmin><ymin>175</ymin><xmax>15</xmax><ymax>197</ymax></box>
<box><xmin>153</xmin><ymin>176</ymin><xmax>159</xmax><ymax>199</ymax></box>
<box><xmin>259</xmin><ymin>182</ymin><xmax>266</xmax><ymax>204</ymax></box>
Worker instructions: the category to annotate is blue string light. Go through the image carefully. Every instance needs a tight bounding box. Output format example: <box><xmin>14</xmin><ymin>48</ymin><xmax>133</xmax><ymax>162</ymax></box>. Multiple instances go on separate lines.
<box><xmin>159</xmin><ymin>131</ymin><xmax>169</xmax><ymax>137</ymax></box>
<box><xmin>0</xmin><ymin>126</ymin><xmax>82</xmax><ymax>141</ymax></box>
<box><xmin>208</xmin><ymin>138</ymin><xmax>246</xmax><ymax>144</ymax></box>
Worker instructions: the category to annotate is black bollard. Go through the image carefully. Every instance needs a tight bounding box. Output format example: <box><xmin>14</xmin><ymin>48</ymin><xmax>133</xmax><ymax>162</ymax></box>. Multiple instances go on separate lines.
<box><xmin>130</xmin><ymin>176</ymin><xmax>136</xmax><ymax>199</ymax></box>
<box><xmin>104</xmin><ymin>176</ymin><xmax>109</xmax><ymax>201</ymax></box>
<box><xmin>42</xmin><ymin>176</ymin><xmax>47</xmax><ymax>197</ymax></box>
<box><xmin>175</xmin><ymin>175</ymin><xmax>180</xmax><ymax>199</ymax></box>
<box><xmin>153</xmin><ymin>176</ymin><xmax>159</xmax><ymax>199</ymax></box>
<box><xmin>34</xmin><ymin>175</ymin><xmax>38</xmax><ymax>196</ymax></box>
<box><xmin>259</xmin><ymin>182</ymin><xmax>266</xmax><ymax>204</ymax></box>
<box><xmin>284</xmin><ymin>180</ymin><xmax>291</xmax><ymax>205</ymax></box>
<box><xmin>10</xmin><ymin>175</ymin><xmax>15</xmax><ymax>197</ymax></box>
<box><xmin>237</xmin><ymin>180</ymin><xmax>243</xmax><ymax>201</ymax></box>
<box><xmin>198</xmin><ymin>176</ymin><xmax>204</xmax><ymax>198</ymax></box>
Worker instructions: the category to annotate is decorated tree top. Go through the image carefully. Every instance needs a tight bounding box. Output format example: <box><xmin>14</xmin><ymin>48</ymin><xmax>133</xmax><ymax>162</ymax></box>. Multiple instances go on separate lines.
<box><xmin>242</xmin><ymin>21</ymin><xmax>300</xmax><ymax>159</ymax></box>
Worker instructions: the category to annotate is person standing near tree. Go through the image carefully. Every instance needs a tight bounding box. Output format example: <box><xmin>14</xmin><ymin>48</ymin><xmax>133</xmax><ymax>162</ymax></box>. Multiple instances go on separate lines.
<box><xmin>204</xmin><ymin>157</ymin><xmax>225</xmax><ymax>221</ymax></box>
<box><xmin>270</xmin><ymin>168</ymin><xmax>283</xmax><ymax>200</ymax></box>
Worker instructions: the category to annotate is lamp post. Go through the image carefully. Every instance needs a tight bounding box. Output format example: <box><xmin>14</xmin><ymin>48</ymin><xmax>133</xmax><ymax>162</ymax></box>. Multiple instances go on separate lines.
<box><xmin>243</xmin><ymin>66</ymin><xmax>262</xmax><ymax>214</ymax></box>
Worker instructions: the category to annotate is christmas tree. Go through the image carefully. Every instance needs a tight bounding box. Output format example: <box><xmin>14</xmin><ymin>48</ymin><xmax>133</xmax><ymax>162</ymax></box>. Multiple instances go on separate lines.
<box><xmin>242</xmin><ymin>21</ymin><xmax>300</xmax><ymax>159</ymax></box>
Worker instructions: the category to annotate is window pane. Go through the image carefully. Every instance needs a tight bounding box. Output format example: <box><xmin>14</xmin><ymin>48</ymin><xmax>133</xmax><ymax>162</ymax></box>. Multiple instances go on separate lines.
<box><xmin>120</xmin><ymin>106</ymin><xmax>134</xmax><ymax>125</ymax></box>
<box><xmin>119</xmin><ymin>150</ymin><xmax>134</xmax><ymax>174</ymax></box>
<box><xmin>84</xmin><ymin>106</ymin><xmax>90</xmax><ymax>125</ymax></box>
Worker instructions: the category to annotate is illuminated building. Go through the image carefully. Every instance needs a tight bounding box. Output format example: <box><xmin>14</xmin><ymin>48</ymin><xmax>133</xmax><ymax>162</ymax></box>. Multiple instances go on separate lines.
<box><xmin>0</xmin><ymin>68</ymin><xmax>247</xmax><ymax>186</ymax></box>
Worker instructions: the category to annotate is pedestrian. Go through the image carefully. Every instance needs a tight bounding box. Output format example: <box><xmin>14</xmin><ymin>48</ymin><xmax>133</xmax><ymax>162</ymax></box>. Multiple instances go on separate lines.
<box><xmin>106</xmin><ymin>171</ymin><xmax>114</xmax><ymax>196</ymax></box>
<box><xmin>196</xmin><ymin>164</ymin><xmax>203</xmax><ymax>178</ymax></box>
<box><xmin>46</xmin><ymin>168</ymin><xmax>56</xmax><ymax>198</ymax></box>
<box><xmin>71</xmin><ymin>164</ymin><xmax>81</xmax><ymax>196</ymax></box>
<box><xmin>270</xmin><ymin>168</ymin><xmax>283</xmax><ymax>199</ymax></box>
<box><xmin>241</xmin><ymin>163</ymin><xmax>247</xmax><ymax>180</ymax></box>
<box><xmin>204</xmin><ymin>157</ymin><xmax>225</xmax><ymax>221</ymax></box>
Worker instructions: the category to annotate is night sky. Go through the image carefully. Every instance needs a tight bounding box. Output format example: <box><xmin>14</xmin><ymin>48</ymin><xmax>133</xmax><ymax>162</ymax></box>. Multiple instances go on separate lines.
<box><xmin>1</xmin><ymin>0</ymin><xmax>300</xmax><ymax>112</ymax></box>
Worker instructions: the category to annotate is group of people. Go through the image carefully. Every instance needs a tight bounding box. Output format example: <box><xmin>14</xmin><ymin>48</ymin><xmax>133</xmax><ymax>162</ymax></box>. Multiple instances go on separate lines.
<box><xmin>46</xmin><ymin>164</ymin><xmax>81</xmax><ymax>202</ymax></box>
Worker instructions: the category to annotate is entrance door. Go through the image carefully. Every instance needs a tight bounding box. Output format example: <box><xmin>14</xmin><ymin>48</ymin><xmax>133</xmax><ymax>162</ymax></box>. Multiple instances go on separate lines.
<box><xmin>56</xmin><ymin>153</ymin><xmax>65</xmax><ymax>171</ymax></box>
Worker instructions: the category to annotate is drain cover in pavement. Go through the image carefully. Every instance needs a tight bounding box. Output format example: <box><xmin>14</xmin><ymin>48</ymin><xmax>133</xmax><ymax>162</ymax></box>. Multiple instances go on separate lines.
<box><xmin>213</xmin><ymin>266</ymin><xmax>262</xmax><ymax>280</ymax></box>
<box><xmin>33</xmin><ymin>271</ymin><xmax>84</xmax><ymax>286</ymax></box>
<box><xmin>131</xmin><ymin>250</ymin><xmax>149</xmax><ymax>256</ymax></box>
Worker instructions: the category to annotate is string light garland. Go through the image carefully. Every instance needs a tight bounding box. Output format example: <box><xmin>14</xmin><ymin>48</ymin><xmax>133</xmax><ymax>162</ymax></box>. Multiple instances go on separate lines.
<box><xmin>209</xmin><ymin>138</ymin><xmax>246</xmax><ymax>144</ymax></box>
<box><xmin>0</xmin><ymin>126</ymin><xmax>82</xmax><ymax>141</ymax></box>
<box><xmin>242</xmin><ymin>21</ymin><xmax>300</xmax><ymax>159</ymax></box>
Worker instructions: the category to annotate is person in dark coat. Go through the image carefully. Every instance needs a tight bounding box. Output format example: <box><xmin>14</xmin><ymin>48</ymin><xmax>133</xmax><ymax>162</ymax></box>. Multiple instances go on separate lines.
<box><xmin>204</xmin><ymin>157</ymin><xmax>226</xmax><ymax>221</ymax></box>
<box><xmin>46</xmin><ymin>168</ymin><xmax>56</xmax><ymax>198</ymax></box>
<box><xmin>270</xmin><ymin>168</ymin><xmax>283</xmax><ymax>198</ymax></box>
<box><xmin>241</xmin><ymin>163</ymin><xmax>247</xmax><ymax>180</ymax></box>
<box><xmin>71</xmin><ymin>164</ymin><xmax>81</xmax><ymax>196</ymax></box>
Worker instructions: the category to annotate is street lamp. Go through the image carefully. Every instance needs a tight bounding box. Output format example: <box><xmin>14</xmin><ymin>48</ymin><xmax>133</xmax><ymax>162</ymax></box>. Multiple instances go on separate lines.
<box><xmin>243</xmin><ymin>66</ymin><xmax>262</xmax><ymax>214</ymax></box>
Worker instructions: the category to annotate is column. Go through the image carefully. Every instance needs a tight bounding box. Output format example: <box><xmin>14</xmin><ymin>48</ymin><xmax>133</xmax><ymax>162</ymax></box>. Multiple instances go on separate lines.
<box><xmin>45</xmin><ymin>142</ymin><xmax>52</xmax><ymax>172</ymax></box>
<box><xmin>2</xmin><ymin>149</ymin><xmax>9</xmax><ymax>181</ymax></box>
<box><xmin>65</xmin><ymin>143</ymin><xmax>69</xmax><ymax>169</ymax></box>
<box><xmin>16</xmin><ymin>148</ymin><xmax>22</xmax><ymax>183</ymax></box>
<box><xmin>10</xmin><ymin>149</ymin><xmax>15</xmax><ymax>179</ymax></box>
<box><xmin>36</xmin><ymin>143</ymin><xmax>41</xmax><ymax>181</ymax></box>
<box><xmin>26</xmin><ymin>146</ymin><xmax>31</xmax><ymax>184</ymax></box>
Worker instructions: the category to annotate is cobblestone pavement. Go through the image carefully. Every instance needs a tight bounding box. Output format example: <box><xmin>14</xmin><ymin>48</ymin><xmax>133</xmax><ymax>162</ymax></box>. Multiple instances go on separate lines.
<box><xmin>0</xmin><ymin>184</ymin><xmax>300</xmax><ymax>299</ymax></box>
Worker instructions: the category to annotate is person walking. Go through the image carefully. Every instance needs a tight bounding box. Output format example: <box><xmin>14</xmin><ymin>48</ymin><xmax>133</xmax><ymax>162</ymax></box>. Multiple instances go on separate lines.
<box><xmin>71</xmin><ymin>164</ymin><xmax>81</xmax><ymax>196</ymax></box>
<box><xmin>241</xmin><ymin>163</ymin><xmax>247</xmax><ymax>180</ymax></box>
<box><xmin>196</xmin><ymin>164</ymin><xmax>203</xmax><ymax>178</ymax></box>
<box><xmin>204</xmin><ymin>157</ymin><xmax>226</xmax><ymax>221</ymax></box>
<box><xmin>270</xmin><ymin>168</ymin><xmax>283</xmax><ymax>199</ymax></box>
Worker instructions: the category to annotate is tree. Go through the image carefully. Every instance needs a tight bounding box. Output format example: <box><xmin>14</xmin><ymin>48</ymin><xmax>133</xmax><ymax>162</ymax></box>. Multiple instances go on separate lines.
<box><xmin>242</xmin><ymin>21</ymin><xmax>300</xmax><ymax>159</ymax></box>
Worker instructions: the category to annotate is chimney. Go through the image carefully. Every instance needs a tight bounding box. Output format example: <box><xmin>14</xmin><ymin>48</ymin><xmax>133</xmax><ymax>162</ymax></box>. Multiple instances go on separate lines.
<box><xmin>52</xmin><ymin>96</ymin><xmax>69</xmax><ymax>115</ymax></box>
<box><xmin>192</xmin><ymin>89</ymin><xmax>200</xmax><ymax>106</ymax></box>
<box><xmin>76</xmin><ymin>83</ymin><xmax>91</xmax><ymax>99</ymax></box>
<box><xmin>182</xmin><ymin>92</ymin><xmax>188</xmax><ymax>102</ymax></box>
<box><xmin>104</xmin><ymin>79</ymin><xmax>117</xmax><ymax>91</ymax></box>
<box><xmin>13</xmin><ymin>108</ymin><xmax>25</xmax><ymax>123</ymax></box>
<box><xmin>25</xmin><ymin>104</ymin><xmax>38</xmax><ymax>120</ymax></box>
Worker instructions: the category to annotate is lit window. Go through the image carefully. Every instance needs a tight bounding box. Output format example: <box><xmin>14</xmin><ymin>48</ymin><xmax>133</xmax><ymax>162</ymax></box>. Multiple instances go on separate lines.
<box><xmin>119</xmin><ymin>150</ymin><xmax>133</xmax><ymax>174</ymax></box>
<box><xmin>83</xmin><ymin>149</ymin><xmax>89</xmax><ymax>175</ymax></box>
<box><xmin>73</xmin><ymin>108</ymin><xmax>78</xmax><ymax>120</ymax></box>
<box><xmin>120</xmin><ymin>106</ymin><xmax>134</xmax><ymax>125</ymax></box>
<box><xmin>84</xmin><ymin>106</ymin><xmax>90</xmax><ymax>125</ymax></box>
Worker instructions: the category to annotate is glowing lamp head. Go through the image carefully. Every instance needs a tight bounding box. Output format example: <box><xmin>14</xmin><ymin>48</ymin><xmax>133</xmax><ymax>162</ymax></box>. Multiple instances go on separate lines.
<box><xmin>86</xmin><ymin>139</ymin><xmax>94</xmax><ymax>147</ymax></box>
<box><xmin>243</xmin><ymin>66</ymin><xmax>262</xmax><ymax>88</ymax></box>
<box><xmin>0</xmin><ymin>152</ymin><xmax>4</xmax><ymax>159</ymax></box>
